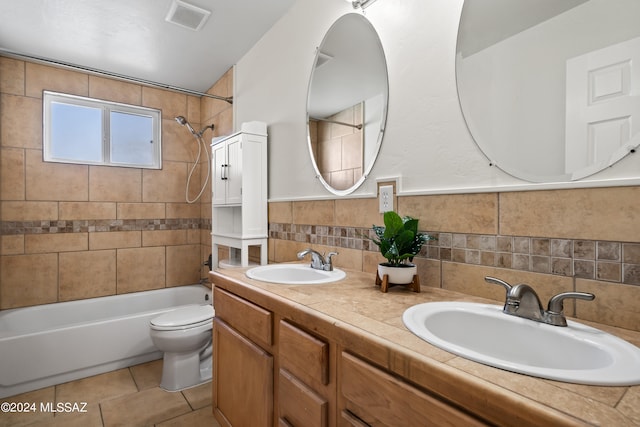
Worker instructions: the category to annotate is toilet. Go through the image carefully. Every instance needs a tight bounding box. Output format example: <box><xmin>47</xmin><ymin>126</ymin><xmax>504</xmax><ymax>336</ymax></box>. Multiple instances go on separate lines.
<box><xmin>149</xmin><ymin>304</ymin><xmax>215</xmax><ymax>391</ymax></box>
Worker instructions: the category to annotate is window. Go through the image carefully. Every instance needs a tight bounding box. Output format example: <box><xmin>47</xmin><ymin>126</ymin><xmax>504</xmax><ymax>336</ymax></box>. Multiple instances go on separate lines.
<box><xmin>43</xmin><ymin>91</ymin><xmax>162</xmax><ymax>169</ymax></box>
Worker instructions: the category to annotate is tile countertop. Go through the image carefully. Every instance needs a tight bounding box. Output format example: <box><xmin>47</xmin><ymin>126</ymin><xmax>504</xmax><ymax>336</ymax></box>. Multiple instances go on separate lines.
<box><xmin>209</xmin><ymin>265</ymin><xmax>640</xmax><ymax>427</ymax></box>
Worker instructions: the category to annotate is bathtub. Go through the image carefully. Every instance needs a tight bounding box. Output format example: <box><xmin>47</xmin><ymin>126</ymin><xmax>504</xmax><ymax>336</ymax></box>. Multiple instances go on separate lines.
<box><xmin>0</xmin><ymin>285</ymin><xmax>212</xmax><ymax>398</ymax></box>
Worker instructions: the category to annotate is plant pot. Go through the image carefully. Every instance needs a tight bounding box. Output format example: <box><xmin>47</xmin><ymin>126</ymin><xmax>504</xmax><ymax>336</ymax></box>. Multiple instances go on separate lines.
<box><xmin>377</xmin><ymin>263</ymin><xmax>417</xmax><ymax>285</ymax></box>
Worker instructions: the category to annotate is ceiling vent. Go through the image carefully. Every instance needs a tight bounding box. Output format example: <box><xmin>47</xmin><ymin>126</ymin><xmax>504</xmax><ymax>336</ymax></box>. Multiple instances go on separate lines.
<box><xmin>165</xmin><ymin>0</ymin><xmax>211</xmax><ymax>31</ymax></box>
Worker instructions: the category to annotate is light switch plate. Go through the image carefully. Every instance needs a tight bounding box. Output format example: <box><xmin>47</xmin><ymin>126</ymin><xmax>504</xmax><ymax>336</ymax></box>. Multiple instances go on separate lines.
<box><xmin>379</xmin><ymin>185</ymin><xmax>394</xmax><ymax>213</ymax></box>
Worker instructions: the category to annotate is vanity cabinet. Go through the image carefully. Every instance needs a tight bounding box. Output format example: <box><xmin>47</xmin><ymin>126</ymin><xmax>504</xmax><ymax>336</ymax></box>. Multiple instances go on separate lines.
<box><xmin>211</xmin><ymin>269</ymin><xmax>614</xmax><ymax>426</ymax></box>
<box><xmin>211</xmin><ymin>275</ymin><xmax>488</xmax><ymax>427</ymax></box>
<box><xmin>212</xmin><ymin>286</ymin><xmax>337</xmax><ymax>427</ymax></box>
<box><xmin>211</xmin><ymin>122</ymin><xmax>268</xmax><ymax>267</ymax></box>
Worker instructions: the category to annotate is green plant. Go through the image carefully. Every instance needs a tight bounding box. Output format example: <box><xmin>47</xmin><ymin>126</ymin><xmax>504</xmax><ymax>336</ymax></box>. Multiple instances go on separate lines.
<box><xmin>368</xmin><ymin>211</ymin><xmax>435</xmax><ymax>267</ymax></box>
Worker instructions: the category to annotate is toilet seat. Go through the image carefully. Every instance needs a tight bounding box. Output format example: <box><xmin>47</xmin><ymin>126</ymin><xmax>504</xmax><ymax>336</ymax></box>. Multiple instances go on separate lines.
<box><xmin>150</xmin><ymin>305</ymin><xmax>214</xmax><ymax>331</ymax></box>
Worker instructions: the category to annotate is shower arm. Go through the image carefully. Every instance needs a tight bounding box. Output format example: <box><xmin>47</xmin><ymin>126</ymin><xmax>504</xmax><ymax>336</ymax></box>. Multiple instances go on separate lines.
<box><xmin>196</xmin><ymin>124</ymin><xmax>215</xmax><ymax>138</ymax></box>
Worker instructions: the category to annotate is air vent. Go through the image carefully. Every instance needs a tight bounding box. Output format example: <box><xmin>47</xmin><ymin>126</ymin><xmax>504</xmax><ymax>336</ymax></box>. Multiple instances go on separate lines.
<box><xmin>165</xmin><ymin>0</ymin><xmax>211</xmax><ymax>31</ymax></box>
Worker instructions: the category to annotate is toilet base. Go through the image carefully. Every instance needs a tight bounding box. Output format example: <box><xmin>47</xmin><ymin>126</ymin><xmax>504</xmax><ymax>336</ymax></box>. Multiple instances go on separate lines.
<box><xmin>159</xmin><ymin>343</ymin><xmax>212</xmax><ymax>392</ymax></box>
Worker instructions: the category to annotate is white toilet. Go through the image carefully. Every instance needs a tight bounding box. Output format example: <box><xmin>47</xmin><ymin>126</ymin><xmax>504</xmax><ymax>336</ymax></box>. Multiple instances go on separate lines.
<box><xmin>149</xmin><ymin>304</ymin><xmax>215</xmax><ymax>391</ymax></box>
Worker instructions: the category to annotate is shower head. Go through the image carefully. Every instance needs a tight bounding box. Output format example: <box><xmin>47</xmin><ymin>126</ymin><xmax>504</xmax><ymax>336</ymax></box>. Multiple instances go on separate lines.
<box><xmin>175</xmin><ymin>116</ymin><xmax>214</xmax><ymax>138</ymax></box>
<box><xmin>175</xmin><ymin>116</ymin><xmax>197</xmax><ymax>136</ymax></box>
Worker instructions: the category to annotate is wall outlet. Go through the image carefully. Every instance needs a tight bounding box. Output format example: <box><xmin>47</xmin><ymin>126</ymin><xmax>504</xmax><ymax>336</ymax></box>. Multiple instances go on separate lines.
<box><xmin>379</xmin><ymin>185</ymin><xmax>394</xmax><ymax>213</ymax></box>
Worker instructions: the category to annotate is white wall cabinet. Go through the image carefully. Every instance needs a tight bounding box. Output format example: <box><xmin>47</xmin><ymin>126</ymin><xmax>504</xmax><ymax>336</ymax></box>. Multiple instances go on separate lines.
<box><xmin>211</xmin><ymin>122</ymin><xmax>268</xmax><ymax>268</ymax></box>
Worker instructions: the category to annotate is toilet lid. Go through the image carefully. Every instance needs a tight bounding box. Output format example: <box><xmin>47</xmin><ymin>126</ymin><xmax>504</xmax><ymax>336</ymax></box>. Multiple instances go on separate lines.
<box><xmin>151</xmin><ymin>304</ymin><xmax>214</xmax><ymax>329</ymax></box>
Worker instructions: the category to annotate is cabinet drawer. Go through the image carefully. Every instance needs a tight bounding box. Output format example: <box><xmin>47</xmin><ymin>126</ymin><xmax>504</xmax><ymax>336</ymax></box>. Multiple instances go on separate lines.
<box><xmin>340</xmin><ymin>352</ymin><xmax>487</xmax><ymax>427</ymax></box>
<box><xmin>279</xmin><ymin>369</ymin><xmax>328</xmax><ymax>427</ymax></box>
<box><xmin>339</xmin><ymin>411</ymin><xmax>369</xmax><ymax>427</ymax></box>
<box><xmin>214</xmin><ymin>287</ymin><xmax>272</xmax><ymax>348</ymax></box>
<box><xmin>279</xmin><ymin>320</ymin><xmax>329</xmax><ymax>385</ymax></box>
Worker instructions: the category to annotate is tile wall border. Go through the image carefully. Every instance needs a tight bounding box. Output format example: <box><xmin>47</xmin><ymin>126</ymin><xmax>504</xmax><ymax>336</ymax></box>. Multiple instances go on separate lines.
<box><xmin>269</xmin><ymin>223</ymin><xmax>640</xmax><ymax>286</ymax></box>
<box><xmin>1</xmin><ymin>218</ymin><xmax>210</xmax><ymax>235</ymax></box>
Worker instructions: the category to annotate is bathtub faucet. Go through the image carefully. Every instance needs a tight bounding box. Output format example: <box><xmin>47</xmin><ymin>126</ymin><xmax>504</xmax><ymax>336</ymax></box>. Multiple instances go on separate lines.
<box><xmin>297</xmin><ymin>249</ymin><xmax>337</xmax><ymax>271</ymax></box>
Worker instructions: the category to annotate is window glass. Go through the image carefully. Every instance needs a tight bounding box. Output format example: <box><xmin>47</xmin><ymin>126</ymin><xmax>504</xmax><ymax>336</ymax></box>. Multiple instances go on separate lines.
<box><xmin>44</xmin><ymin>91</ymin><xmax>161</xmax><ymax>169</ymax></box>
<box><xmin>50</xmin><ymin>102</ymin><xmax>103</xmax><ymax>162</ymax></box>
<box><xmin>110</xmin><ymin>111</ymin><xmax>155</xmax><ymax>166</ymax></box>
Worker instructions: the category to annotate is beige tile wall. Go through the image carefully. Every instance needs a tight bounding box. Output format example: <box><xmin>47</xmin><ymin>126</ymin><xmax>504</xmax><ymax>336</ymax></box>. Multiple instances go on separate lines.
<box><xmin>0</xmin><ymin>56</ymin><xmax>233</xmax><ymax>309</ymax></box>
<box><xmin>268</xmin><ymin>187</ymin><xmax>640</xmax><ymax>332</ymax></box>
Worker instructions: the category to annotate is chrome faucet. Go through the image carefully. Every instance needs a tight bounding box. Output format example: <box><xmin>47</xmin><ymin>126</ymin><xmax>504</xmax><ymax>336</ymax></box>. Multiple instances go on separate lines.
<box><xmin>297</xmin><ymin>249</ymin><xmax>338</xmax><ymax>271</ymax></box>
<box><xmin>484</xmin><ymin>276</ymin><xmax>595</xmax><ymax>326</ymax></box>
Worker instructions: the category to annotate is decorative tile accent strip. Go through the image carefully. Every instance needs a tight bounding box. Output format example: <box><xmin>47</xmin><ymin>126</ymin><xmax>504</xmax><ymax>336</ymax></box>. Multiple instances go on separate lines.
<box><xmin>268</xmin><ymin>223</ymin><xmax>640</xmax><ymax>286</ymax></box>
<box><xmin>0</xmin><ymin>218</ymin><xmax>207</xmax><ymax>235</ymax></box>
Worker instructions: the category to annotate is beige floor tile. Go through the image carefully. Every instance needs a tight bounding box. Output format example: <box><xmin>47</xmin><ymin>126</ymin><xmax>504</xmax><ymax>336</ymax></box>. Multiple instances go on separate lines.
<box><xmin>0</xmin><ymin>387</ymin><xmax>55</xmax><ymax>427</ymax></box>
<box><xmin>156</xmin><ymin>406</ymin><xmax>220</xmax><ymax>427</ymax></box>
<box><xmin>29</xmin><ymin>404</ymin><xmax>103</xmax><ymax>427</ymax></box>
<box><xmin>129</xmin><ymin>359</ymin><xmax>163</xmax><ymax>390</ymax></box>
<box><xmin>56</xmin><ymin>368</ymin><xmax>138</xmax><ymax>405</ymax></box>
<box><xmin>100</xmin><ymin>387</ymin><xmax>191</xmax><ymax>427</ymax></box>
<box><xmin>181</xmin><ymin>381</ymin><xmax>212</xmax><ymax>410</ymax></box>
<box><xmin>618</xmin><ymin>387</ymin><xmax>640</xmax><ymax>424</ymax></box>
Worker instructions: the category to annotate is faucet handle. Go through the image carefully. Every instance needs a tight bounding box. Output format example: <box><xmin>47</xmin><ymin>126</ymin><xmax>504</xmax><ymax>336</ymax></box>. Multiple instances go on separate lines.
<box><xmin>484</xmin><ymin>276</ymin><xmax>513</xmax><ymax>297</ymax></box>
<box><xmin>484</xmin><ymin>276</ymin><xmax>512</xmax><ymax>291</ymax></box>
<box><xmin>324</xmin><ymin>252</ymin><xmax>338</xmax><ymax>271</ymax></box>
<box><xmin>547</xmin><ymin>292</ymin><xmax>595</xmax><ymax>313</ymax></box>
<box><xmin>545</xmin><ymin>292</ymin><xmax>595</xmax><ymax>326</ymax></box>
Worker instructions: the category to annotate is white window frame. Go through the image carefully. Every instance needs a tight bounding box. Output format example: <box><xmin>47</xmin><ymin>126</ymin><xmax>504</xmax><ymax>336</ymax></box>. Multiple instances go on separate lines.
<box><xmin>43</xmin><ymin>91</ymin><xmax>162</xmax><ymax>169</ymax></box>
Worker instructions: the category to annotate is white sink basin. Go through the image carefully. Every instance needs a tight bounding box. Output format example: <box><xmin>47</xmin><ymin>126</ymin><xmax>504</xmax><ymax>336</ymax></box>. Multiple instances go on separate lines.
<box><xmin>246</xmin><ymin>264</ymin><xmax>346</xmax><ymax>285</ymax></box>
<box><xmin>403</xmin><ymin>301</ymin><xmax>640</xmax><ymax>385</ymax></box>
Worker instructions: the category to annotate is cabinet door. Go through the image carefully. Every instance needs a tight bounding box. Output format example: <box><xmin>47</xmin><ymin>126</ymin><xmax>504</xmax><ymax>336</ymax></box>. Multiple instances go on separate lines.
<box><xmin>212</xmin><ymin>142</ymin><xmax>228</xmax><ymax>206</ymax></box>
<box><xmin>214</xmin><ymin>319</ymin><xmax>273</xmax><ymax>427</ymax></box>
<box><xmin>225</xmin><ymin>136</ymin><xmax>242</xmax><ymax>204</ymax></box>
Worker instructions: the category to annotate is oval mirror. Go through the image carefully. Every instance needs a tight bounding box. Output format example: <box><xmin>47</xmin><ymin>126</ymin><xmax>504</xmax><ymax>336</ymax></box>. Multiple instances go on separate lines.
<box><xmin>307</xmin><ymin>13</ymin><xmax>388</xmax><ymax>195</ymax></box>
<box><xmin>456</xmin><ymin>0</ymin><xmax>640</xmax><ymax>182</ymax></box>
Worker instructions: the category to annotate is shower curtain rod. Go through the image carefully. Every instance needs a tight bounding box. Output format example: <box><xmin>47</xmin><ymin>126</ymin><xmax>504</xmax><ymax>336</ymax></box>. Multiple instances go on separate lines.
<box><xmin>309</xmin><ymin>116</ymin><xmax>363</xmax><ymax>130</ymax></box>
<box><xmin>0</xmin><ymin>49</ymin><xmax>233</xmax><ymax>104</ymax></box>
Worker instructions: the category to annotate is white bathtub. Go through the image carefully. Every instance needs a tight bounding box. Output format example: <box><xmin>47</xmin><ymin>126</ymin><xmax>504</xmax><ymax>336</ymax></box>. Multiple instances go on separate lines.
<box><xmin>0</xmin><ymin>285</ymin><xmax>212</xmax><ymax>398</ymax></box>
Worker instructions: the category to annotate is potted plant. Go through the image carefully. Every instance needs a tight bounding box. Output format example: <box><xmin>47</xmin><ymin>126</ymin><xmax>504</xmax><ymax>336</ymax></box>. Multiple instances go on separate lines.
<box><xmin>368</xmin><ymin>211</ymin><xmax>435</xmax><ymax>287</ymax></box>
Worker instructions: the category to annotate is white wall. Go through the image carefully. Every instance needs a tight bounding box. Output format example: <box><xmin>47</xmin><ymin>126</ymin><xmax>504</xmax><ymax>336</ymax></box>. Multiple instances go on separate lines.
<box><xmin>235</xmin><ymin>0</ymin><xmax>640</xmax><ymax>201</ymax></box>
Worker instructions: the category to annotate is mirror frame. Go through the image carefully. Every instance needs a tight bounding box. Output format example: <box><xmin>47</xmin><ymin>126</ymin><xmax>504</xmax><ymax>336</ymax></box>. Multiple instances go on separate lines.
<box><xmin>306</xmin><ymin>13</ymin><xmax>389</xmax><ymax>196</ymax></box>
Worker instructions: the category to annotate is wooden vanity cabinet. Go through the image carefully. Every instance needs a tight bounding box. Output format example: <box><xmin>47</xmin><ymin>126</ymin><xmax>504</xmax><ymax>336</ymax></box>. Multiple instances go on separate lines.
<box><xmin>212</xmin><ymin>280</ymin><xmax>487</xmax><ymax>427</ymax></box>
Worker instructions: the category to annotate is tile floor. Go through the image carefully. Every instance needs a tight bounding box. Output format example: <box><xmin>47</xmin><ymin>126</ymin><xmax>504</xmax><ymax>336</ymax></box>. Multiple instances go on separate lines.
<box><xmin>0</xmin><ymin>360</ymin><xmax>221</xmax><ymax>427</ymax></box>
